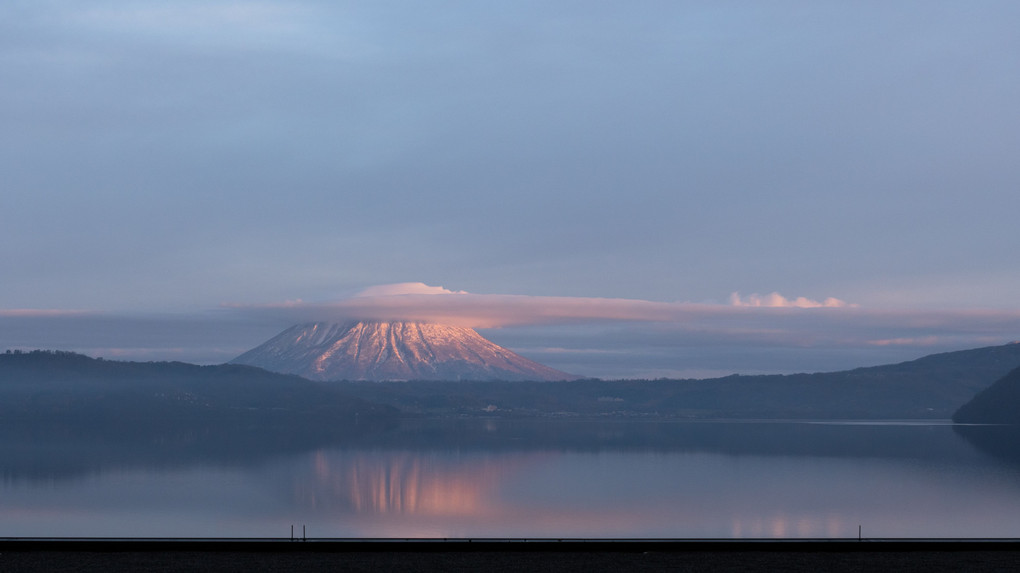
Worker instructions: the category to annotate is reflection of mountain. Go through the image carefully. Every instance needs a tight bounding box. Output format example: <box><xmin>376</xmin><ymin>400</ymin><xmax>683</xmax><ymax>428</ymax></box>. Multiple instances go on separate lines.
<box><xmin>281</xmin><ymin>423</ymin><xmax>998</xmax><ymax>539</ymax></box>
<box><xmin>0</xmin><ymin>423</ymin><xmax>396</xmax><ymax>483</ymax></box>
<box><xmin>231</xmin><ymin>321</ymin><xmax>578</xmax><ymax>381</ymax></box>
<box><xmin>953</xmin><ymin>425</ymin><xmax>1020</xmax><ymax>464</ymax></box>
<box><xmin>294</xmin><ymin>450</ymin><xmax>534</xmax><ymax>517</ymax></box>
<box><xmin>349</xmin><ymin>419</ymin><xmax>984</xmax><ymax>461</ymax></box>
<box><xmin>4</xmin><ymin>423</ymin><xmax>1013</xmax><ymax>540</ymax></box>
<box><xmin>1</xmin><ymin>419</ymin><xmax>985</xmax><ymax>484</ymax></box>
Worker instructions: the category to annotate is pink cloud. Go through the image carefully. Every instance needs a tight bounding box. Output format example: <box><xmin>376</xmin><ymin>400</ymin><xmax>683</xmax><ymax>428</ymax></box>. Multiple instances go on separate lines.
<box><xmin>7</xmin><ymin>284</ymin><xmax>1020</xmax><ymax>375</ymax></box>
<box><xmin>235</xmin><ymin>294</ymin><xmax>680</xmax><ymax>328</ymax></box>
<box><xmin>354</xmin><ymin>282</ymin><xmax>468</xmax><ymax>297</ymax></box>
<box><xmin>229</xmin><ymin>283</ymin><xmax>858</xmax><ymax>328</ymax></box>
<box><xmin>867</xmin><ymin>336</ymin><xmax>942</xmax><ymax>347</ymax></box>
<box><xmin>729</xmin><ymin>292</ymin><xmax>854</xmax><ymax>308</ymax></box>
<box><xmin>222</xmin><ymin>283</ymin><xmax>1020</xmax><ymax>361</ymax></box>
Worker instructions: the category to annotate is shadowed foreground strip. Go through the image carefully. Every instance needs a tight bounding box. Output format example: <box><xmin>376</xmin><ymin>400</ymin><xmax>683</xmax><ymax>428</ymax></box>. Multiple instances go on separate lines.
<box><xmin>2</xmin><ymin>540</ymin><xmax>1020</xmax><ymax>572</ymax></box>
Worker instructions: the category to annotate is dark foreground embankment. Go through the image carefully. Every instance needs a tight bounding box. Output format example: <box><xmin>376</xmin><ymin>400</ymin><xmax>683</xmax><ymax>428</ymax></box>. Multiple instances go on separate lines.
<box><xmin>2</xmin><ymin>539</ymin><xmax>1020</xmax><ymax>572</ymax></box>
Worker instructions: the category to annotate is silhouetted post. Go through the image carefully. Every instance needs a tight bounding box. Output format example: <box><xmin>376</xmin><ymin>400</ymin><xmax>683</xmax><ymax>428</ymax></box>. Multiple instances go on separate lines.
<box><xmin>291</xmin><ymin>525</ymin><xmax>294</xmax><ymax>541</ymax></box>
<box><xmin>303</xmin><ymin>525</ymin><xmax>306</xmax><ymax>541</ymax></box>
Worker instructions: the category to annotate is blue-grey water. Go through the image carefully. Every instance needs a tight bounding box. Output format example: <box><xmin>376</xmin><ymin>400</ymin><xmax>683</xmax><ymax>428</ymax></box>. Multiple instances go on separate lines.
<box><xmin>2</xmin><ymin>420</ymin><xmax>1018</xmax><ymax>539</ymax></box>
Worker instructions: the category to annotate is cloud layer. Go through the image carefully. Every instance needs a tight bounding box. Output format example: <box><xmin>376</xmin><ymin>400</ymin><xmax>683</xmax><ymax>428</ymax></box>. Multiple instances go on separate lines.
<box><xmin>230</xmin><ymin>284</ymin><xmax>729</xmax><ymax>328</ymax></box>
<box><xmin>229</xmin><ymin>283</ymin><xmax>1020</xmax><ymax>349</ymax></box>
<box><xmin>354</xmin><ymin>282</ymin><xmax>468</xmax><ymax>297</ymax></box>
<box><xmin>5</xmin><ymin>283</ymin><xmax>1020</xmax><ymax>378</ymax></box>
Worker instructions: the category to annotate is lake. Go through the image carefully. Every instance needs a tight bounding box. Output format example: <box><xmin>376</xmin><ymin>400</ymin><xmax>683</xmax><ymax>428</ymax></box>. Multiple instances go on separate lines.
<box><xmin>2</xmin><ymin>419</ymin><xmax>1019</xmax><ymax>539</ymax></box>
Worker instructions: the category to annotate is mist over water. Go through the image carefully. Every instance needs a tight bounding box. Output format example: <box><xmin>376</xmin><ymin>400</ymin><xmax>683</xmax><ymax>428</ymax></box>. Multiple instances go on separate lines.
<box><xmin>2</xmin><ymin>420</ymin><xmax>1019</xmax><ymax>539</ymax></box>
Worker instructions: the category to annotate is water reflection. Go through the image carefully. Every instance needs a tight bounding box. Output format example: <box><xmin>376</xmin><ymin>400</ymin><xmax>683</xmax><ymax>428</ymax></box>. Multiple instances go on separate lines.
<box><xmin>3</xmin><ymin>420</ymin><xmax>1020</xmax><ymax>538</ymax></box>
<box><xmin>954</xmin><ymin>424</ymin><xmax>1020</xmax><ymax>464</ymax></box>
<box><xmin>296</xmin><ymin>450</ymin><xmax>537</xmax><ymax>516</ymax></box>
<box><xmin>729</xmin><ymin>511</ymin><xmax>856</xmax><ymax>539</ymax></box>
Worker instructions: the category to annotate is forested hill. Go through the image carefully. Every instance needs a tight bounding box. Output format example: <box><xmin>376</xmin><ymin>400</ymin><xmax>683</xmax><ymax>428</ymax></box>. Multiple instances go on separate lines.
<box><xmin>6</xmin><ymin>341</ymin><xmax>1020</xmax><ymax>423</ymax></box>
<box><xmin>338</xmin><ymin>342</ymin><xmax>1020</xmax><ymax>419</ymax></box>
<box><xmin>0</xmin><ymin>350</ymin><xmax>397</xmax><ymax>432</ymax></box>
<box><xmin>953</xmin><ymin>365</ymin><xmax>1020</xmax><ymax>424</ymax></box>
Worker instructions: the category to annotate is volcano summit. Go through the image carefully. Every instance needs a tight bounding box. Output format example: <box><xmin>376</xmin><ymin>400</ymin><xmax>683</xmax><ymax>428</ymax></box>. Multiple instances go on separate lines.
<box><xmin>231</xmin><ymin>321</ymin><xmax>578</xmax><ymax>382</ymax></box>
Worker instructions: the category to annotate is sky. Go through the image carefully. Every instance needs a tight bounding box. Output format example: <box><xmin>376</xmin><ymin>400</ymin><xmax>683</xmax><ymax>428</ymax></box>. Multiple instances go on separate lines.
<box><xmin>2</xmin><ymin>1</ymin><xmax>1019</xmax><ymax>378</ymax></box>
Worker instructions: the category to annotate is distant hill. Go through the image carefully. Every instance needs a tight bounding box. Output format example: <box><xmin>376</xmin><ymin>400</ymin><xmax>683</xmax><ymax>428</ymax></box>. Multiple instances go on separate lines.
<box><xmin>8</xmin><ymin>341</ymin><xmax>1020</xmax><ymax>425</ymax></box>
<box><xmin>952</xmin><ymin>365</ymin><xmax>1020</xmax><ymax>424</ymax></box>
<box><xmin>338</xmin><ymin>342</ymin><xmax>1020</xmax><ymax>419</ymax></box>
<box><xmin>0</xmin><ymin>350</ymin><xmax>397</xmax><ymax>434</ymax></box>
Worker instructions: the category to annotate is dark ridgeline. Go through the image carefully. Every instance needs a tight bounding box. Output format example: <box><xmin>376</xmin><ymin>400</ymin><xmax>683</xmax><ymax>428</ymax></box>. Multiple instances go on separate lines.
<box><xmin>5</xmin><ymin>344</ymin><xmax>1020</xmax><ymax>479</ymax></box>
<box><xmin>0</xmin><ymin>350</ymin><xmax>399</xmax><ymax>481</ymax></box>
<box><xmin>953</xmin><ymin>365</ymin><xmax>1020</xmax><ymax>424</ymax></box>
<box><xmin>338</xmin><ymin>342</ymin><xmax>1020</xmax><ymax>420</ymax></box>
<box><xmin>0</xmin><ymin>349</ymin><xmax>398</xmax><ymax>435</ymax></box>
<box><xmin>952</xmin><ymin>365</ymin><xmax>1020</xmax><ymax>463</ymax></box>
<box><xmin>7</xmin><ymin>342</ymin><xmax>1020</xmax><ymax>424</ymax></box>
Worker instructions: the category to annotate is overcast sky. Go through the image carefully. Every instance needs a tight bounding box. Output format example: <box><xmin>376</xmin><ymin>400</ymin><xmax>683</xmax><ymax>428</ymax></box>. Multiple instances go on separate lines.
<box><xmin>2</xmin><ymin>1</ymin><xmax>1019</xmax><ymax>378</ymax></box>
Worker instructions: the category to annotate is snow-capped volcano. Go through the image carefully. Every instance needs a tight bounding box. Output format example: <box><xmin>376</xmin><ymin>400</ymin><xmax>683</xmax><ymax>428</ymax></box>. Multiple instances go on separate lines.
<box><xmin>230</xmin><ymin>321</ymin><xmax>578</xmax><ymax>381</ymax></box>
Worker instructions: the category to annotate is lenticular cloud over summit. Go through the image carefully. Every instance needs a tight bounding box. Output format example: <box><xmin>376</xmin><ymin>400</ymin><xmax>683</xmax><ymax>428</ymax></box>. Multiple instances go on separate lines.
<box><xmin>354</xmin><ymin>282</ymin><xmax>469</xmax><ymax>297</ymax></box>
<box><xmin>223</xmin><ymin>282</ymin><xmax>1020</xmax><ymax>360</ymax></box>
<box><xmin>231</xmin><ymin>282</ymin><xmax>857</xmax><ymax>328</ymax></box>
<box><xmin>5</xmin><ymin>281</ymin><xmax>1020</xmax><ymax>376</ymax></box>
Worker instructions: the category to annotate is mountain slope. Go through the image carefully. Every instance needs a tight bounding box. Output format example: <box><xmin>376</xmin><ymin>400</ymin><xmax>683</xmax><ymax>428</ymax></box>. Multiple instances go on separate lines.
<box><xmin>338</xmin><ymin>342</ymin><xmax>1020</xmax><ymax>419</ymax></box>
<box><xmin>951</xmin><ymin>363</ymin><xmax>1020</xmax><ymax>462</ymax></box>
<box><xmin>953</xmin><ymin>365</ymin><xmax>1020</xmax><ymax>423</ymax></box>
<box><xmin>0</xmin><ymin>349</ymin><xmax>397</xmax><ymax>430</ymax></box>
<box><xmin>231</xmin><ymin>321</ymin><xmax>578</xmax><ymax>381</ymax></box>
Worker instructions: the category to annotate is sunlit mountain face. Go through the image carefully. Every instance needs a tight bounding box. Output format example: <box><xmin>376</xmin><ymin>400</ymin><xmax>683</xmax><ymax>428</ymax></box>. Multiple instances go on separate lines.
<box><xmin>231</xmin><ymin>321</ymin><xmax>578</xmax><ymax>381</ymax></box>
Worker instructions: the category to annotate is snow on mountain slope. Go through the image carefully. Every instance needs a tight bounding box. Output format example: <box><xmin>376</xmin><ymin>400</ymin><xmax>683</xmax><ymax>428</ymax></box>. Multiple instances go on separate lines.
<box><xmin>230</xmin><ymin>321</ymin><xmax>578</xmax><ymax>381</ymax></box>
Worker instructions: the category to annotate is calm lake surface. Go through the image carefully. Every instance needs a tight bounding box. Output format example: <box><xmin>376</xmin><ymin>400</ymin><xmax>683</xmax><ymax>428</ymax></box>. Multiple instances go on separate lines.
<box><xmin>2</xmin><ymin>419</ymin><xmax>1018</xmax><ymax>539</ymax></box>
